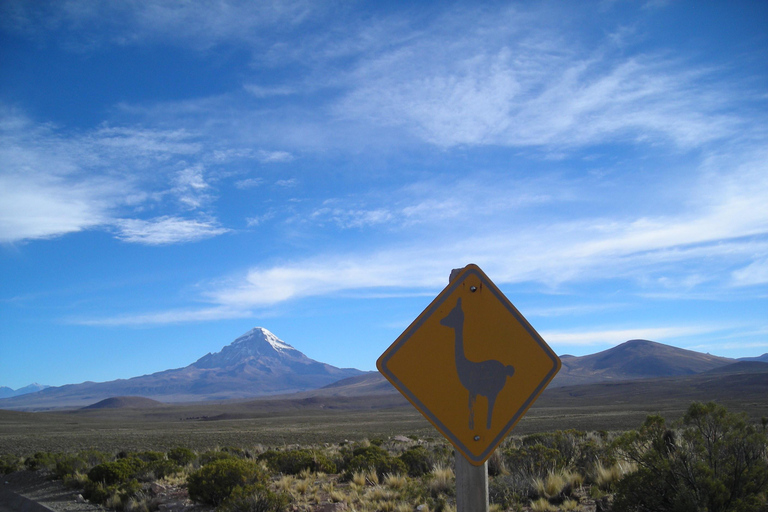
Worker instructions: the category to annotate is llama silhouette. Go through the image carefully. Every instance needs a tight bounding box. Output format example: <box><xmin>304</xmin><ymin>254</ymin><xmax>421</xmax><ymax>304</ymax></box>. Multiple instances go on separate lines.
<box><xmin>440</xmin><ymin>297</ymin><xmax>515</xmax><ymax>430</ymax></box>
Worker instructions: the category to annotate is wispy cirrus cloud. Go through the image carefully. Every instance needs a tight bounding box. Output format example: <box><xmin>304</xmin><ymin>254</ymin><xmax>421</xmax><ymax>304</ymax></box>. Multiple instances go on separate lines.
<box><xmin>73</xmin><ymin>305</ymin><xmax>251</xmax><ymax>326</ymax></box>
<box><xmin>732</xmin><ymin>259</ymin><xmax>768</xmax><ymax>287</ymax></box>
<box><xmin>2</xmin><ymin>0</ymin><xmax>317</xmax><ymax>50</ymax></box>
<box><xmin>0</xmin><ymin>107</ymin><xmax>232</xmax><ymax>244</ymax></box>
<box><xmin>114</xmin><ymin>216</ymin><xmax>229</xmax><ymax>245</ymax></box>
<box><xmin>337</xmin><ymin>35</ymin><xmax>744</xmax><ymax>150</ymax></box>
<box><xmin>0</xmin><ymin>170</ymin><xmax>115</xmax><ymax>243</ymax></box>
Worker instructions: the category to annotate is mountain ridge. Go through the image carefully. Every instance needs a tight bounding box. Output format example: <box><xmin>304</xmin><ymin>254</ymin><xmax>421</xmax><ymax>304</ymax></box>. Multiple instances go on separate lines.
<box><xmin>0</xmin><ymin>328</ymin><xmax>363</xmax><ymax>410</ymax></box>
<box><xmin>0</xmin><ymin>335</ymin><xmax>758</xmax><ymax>411</ymax></box>
<box><xmin>0</xmin><ymin>383</ymin><xmax>50</xmax><ymax>399</ymax></box>
<box><xmin>320</xmin><ymin>339</ymin><xmax>741</xmax><ymax>395</ymax></box>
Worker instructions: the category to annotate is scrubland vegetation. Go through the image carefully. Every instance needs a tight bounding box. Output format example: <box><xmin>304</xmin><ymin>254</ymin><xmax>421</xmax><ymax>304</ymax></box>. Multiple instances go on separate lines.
<box><xmin>1</xmin><ymin>402</ymin><xmax>766</xmax><ymax>511</ymax></box>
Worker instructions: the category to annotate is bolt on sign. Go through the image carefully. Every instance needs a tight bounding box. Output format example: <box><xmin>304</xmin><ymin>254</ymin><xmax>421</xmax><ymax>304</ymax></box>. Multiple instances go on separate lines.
<box><xmin>377</xmin><ymin>264</ymin><xmax>561</xmax><ymax>465</ymax></box>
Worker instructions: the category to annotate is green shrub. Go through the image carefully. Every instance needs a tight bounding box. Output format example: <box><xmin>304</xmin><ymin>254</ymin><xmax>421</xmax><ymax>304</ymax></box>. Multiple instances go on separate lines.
<box><xmin>344</xmin><ymin>445</ymin><xmax>406</xmax><ymax>479</ymax></box>
<box><xmin>398</xmin><ymin>446</ymin><xmax>432</xmax><ymax>477</ymax></box>
<box><xmin>503</xmin><ymin>443</ymin><xmax>563</xmax><ymax>479</ymax></box>
<box><xmin>219</xmin><ymin>484</ymin><xmax>291</xmax><ymax>512</ymax></box>
<box><xmin>133</xmin><ymin>451</ymin><xmax>165</xmax><ymax>463</ymax></box>
<box><xmin>145</xmin><ymin>459</ymin><xmax>182</xmax><ymax>480</ymax></box>
<box><xmin>187</xmin><ymin>458</ymin><xmax>267</xmax><ymax>506</ymax></box>
<box><xmin>88</xmin><ymin>457</ymin><xmax>146</xmax><ymax>485</ymax></box>
<box><xmin>77</xmin><ymin>450</ymin><xmax>110</xmax><ymax>468</ymax></box>
<box><xmin>83</xmin><ymin>478</ymin><xmax>142</xmax><ymax>507</ymax></box>
<box><xmin>614</xmin><ymin>402</ymin><xmax>768</xmax><ymax>512</ymax></box>
<box><xmin>24</xmin><ymin>452</ymin><xmax>57</xmax><ymax>471</ymax></box>
<box><xmin>0</xmin><ymin>454</ymin><xmax>22</xmax><ymax>475</ymax></box>
<box><xmin>54</xmin><ymin>454</ymin><xmax>90</xmax><ymax>479</ymax></box>
<box><xmin>489</xmin><ymin>473</ymin><xmax>534</xmax><ymax>507</ymax></box>
<box><xmin>167</xmin><ymin>447</ymin><xmax>196</xmax><ymax>466</ymax></box>
<box><xmin>221</xmin><ymin>446</ymin><xmax>252</xmax><ymax>458</ymax></box>
<box><xmin>82</xmin><ymin>480</ymin><xmax>114</xmax><ymax>504</ymax></box>
<box><xmin>259</xmin><ymin>448</ymin><xmax>336</xmax><ymax>475</ymax></box>
<box><xmin>200</xmin><ymin>449</ymin><xmax>238</xmax><ymax>465</ymax></box>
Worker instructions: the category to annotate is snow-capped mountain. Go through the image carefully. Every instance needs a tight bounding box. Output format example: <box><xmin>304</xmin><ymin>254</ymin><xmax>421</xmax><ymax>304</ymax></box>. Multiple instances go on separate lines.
<box><xmin>0</xmin><ymin>383</ymin><xmax>50</xmax><ymax>399</ymax></box>
<box><xmin>193</xmin><ymin>328</ymin><xmax>304</xmax><ymax>368</ymax></box>
<box><xmin>0</xmin><ymin>328</ymin><xmax>364</xmax><ymax>410</ymax></box>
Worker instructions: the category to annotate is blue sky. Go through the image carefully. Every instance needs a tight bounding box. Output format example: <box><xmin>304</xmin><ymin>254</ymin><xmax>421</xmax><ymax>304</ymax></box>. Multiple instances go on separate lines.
<box><xmin>1</xmin><ymin>1</ymin><xmax>767</xmax><ymax>390</ymax></box>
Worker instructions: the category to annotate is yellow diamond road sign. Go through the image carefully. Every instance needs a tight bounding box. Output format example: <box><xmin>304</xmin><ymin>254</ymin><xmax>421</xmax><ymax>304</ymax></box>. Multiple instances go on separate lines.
<box><xmin>377</xmin><ymin>264</ymin><xmax>561</xmax><ymax>465</ymax></box>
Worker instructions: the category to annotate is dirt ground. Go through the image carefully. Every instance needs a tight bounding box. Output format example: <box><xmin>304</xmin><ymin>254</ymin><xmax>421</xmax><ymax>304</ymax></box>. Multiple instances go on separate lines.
<box><xmin>1</xmin><ymin>471</ymin><xmax>209</xmax><ymax>512</ymax></box>
<box><xmin>2</xmin><ymin>470</ymin><xmax>104</xmax><ymax>512</ymax></box>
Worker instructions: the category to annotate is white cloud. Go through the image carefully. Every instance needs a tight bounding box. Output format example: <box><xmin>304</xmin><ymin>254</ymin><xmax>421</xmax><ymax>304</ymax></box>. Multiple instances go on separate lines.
<box><xmin>201</xmin><ymin>175</ymin><xmax>767</xmax><ymax>309</ymax></box>
<box><xmin>2</xmin><ymin>0</ymin><xmax>317</xmax><ymax>50</ymax></box>
<box><xmin>235</xmin><ymin>178</ymin><xmax>264</xmax><ymax>189</ymax></box>
<box><xmin>328</xmin><ymin>6</ymin><xmax>750</xmax><ymax>152</ymax></box>
<box><xmin>74</xmin><ymin>305</ymin><xmax>251</xmax><ymax>326</ymax></box>
<box><xmin>114</xmin><ymin>216</ymin><xmax>229</xmax><ymax>245</ymax></box>
<box><xmin>245</xmin><ymin>211</ymin><xmax>275</xmax><ymax>227</ymax></box>
<box><xmin>0</xmin><ymin>107</ymin><xmax>236</xmax><ymax>245</ymax></box>
<box><xmin>732</xmin><ymin>259</ymin><xmax>768</xmax><ymax>287</ymax></box>
<box><xmin>311</xmin><ymin>207</ymin><xmax>394</xmax><ymax>229</ymax></box>
<box><xmin>173</xmin><ymin>165</ymin><xmax>212</xmax><ymax>209</ymax></box>
<box><xmin>0</xmin><ymin>171</ymin><xmax>113</xmax><ymax>242</ymax></box>
<box><xmin>339</xmin><ymin>48</ymin><xmax>740</xmax><ymax>150</ymax></box>
<box><xmin>244</xmin><ymin>85</ymin><xmax>296</xmax><ymax>98</ymax></box>
<box><xmin>257</xmin><ymin>150</ymin><xmax>294</xmax><ymax>163</ymax></box>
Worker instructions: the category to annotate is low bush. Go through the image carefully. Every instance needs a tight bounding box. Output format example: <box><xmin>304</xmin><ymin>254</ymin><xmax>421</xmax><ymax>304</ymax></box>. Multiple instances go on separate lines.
<box><xmin>88</xmin><ymin>457</ymin><xmax>146</xmax><ymax>485</ymax></box>
<box><xmin>613</xmin><ymin>402</ymin><xmax>768</xmax><ymax>512</ymax></box>
<box><xmin>200</xmin><ymin>449</ymin><xmax>238</xmax><ymax>465</ymax></box>
<box><xmin>344</xmin><ymin>445</ymin><xmax>406</xmax><ymax>479</ymax></box>
<box><xmin>133</xmin><ymin>451</ymin><xmax>165</xmax><ymax>463</ymax></box>
<box><xmin>167</xmin><ymin>446</ymin><xmax>196</xmax><ymax>466</ymax></box>
<box><xmin>0</xmin><ymin>453</ymin><xmax>22</xmax><ymax>474</ymax></box>
<box><xmin>54</xmin><ymin>454</ymin><xmax>90</xmax><ymax>479</ymax></box>
<box><xmin>82</xmin><ymin>478</ymin><xmax>142</xmax><ymax>508</ymax></box>
<box><xmin>503</xmin><ymin>443</ymin><xmax>563</xmax><ymax>480</ymax></box>
<box><xmin>398</xmin><ymin>446</ymin><xmax>432</xmax><ymax>477</ymax></box>
<box><xmin>24</xmin><ymin>451</ymin><xmax>58</xmax><ymax>471</ymax></box>
<box><xmin>219</xmin><ymin>483</ymin><xmax>291</xmax><ymax>512</ymax></box>
<box><xmin>144</xmin><ymin>459</ymin><xmax>182</xmax><ymax>480</ymax></box>
<box><xmin>187</xmin><ymin>458</ymin><xmax>268</xmax><ymax>506</ymax></box>
<box><xmin>489</xmin><ymin>472</ymin><xmax>534</xmax><ymax>508</ymax></box>
<box><xmin>259</xmin><ymin>448</ymin><xmax>336</xmax><ymax>475</ymax></box>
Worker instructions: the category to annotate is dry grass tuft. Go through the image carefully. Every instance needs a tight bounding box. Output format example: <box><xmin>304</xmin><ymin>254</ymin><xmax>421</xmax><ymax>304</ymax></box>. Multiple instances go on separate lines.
<box><xmin>383</xmin><ymin>473</ymin><xmax>407</xmax><ymax>489</ymax></box>
<box><xmin>594</xmin><ymin>460</ymin><xmax>637</xmax><ymax>490</ymax></box>
<box><xmin>365</xmin><ymin>468</ymin><xmax>379</xmax><ymax>486</ymax></box>
<box><xmin>561</xmin><ymin>498</ymin><xmax>581</xmax><ymax>510</ymax></box>
<box><xmin>533</xmin><ymin>470</ymin><xmax>569</xmax><ymax>498</ymax></box>
<box><xmin>276</xmin><ymin>474</ymin><xmax>295</xmax><ymax>492</ymax></box>
<box><xmin>530</xmin><ymin>497</ymin><xmax>557</xmax><ymax>511</ymax></box>
<box><xmin>352</xmin><ymin>471</ymin><xmax>368</xmax><ymax>487</ymax></box>
<box><xmin>427</xmin><ymin>463</ymin><xmax>454</xmax><ymax>495</ymax></box>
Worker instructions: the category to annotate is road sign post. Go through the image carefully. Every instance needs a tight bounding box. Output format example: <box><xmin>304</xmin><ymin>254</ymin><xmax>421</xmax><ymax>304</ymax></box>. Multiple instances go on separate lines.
<box><xmin>377</xmin><ymin>264</ymin><xmax>561</xmax><ymax>511</ymax></box>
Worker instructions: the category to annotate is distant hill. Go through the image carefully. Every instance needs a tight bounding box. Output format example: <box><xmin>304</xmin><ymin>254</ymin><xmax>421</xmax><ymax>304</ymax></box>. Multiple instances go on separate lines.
<box><xmin>553</xmin><ymin>339</ymin><xmax>734</xmax><ymax>387</ymax></box>
<box><xmin>704</xmin><ymin>361</ymin><xmax>768</xmax><ymax>374</ymax></box>
<box><xmin>0</xmin><ymin>336</ymin><xmax>756</xmax><ymax>412</ymax></box>
<box><xmin>83</xmin><ymin>396</ymin><xmax>164</xmax><ymax>409</ymax></box>
<box><xmin>0</xmin><ymin>328</ymin><xmax>363</xmax><ymax>411</ymax></box>
<box><xmin>322</xmin><ymin>339</ymin><xmax>739</xmax><ymax>395</ymax></box>
<box><xmin>539</xmin><ymin>360</ymin><xmax>768</xmax><ymax>408</ymax></box>
<box><xmin>738</xmin><ymin>353</ymin><xmax>768</xmax><ymax>363</ymax></box>
<box><xmin>0</xmin><ymin>383</ymin><xmax>50</xmax><ymax>399</ymax></box>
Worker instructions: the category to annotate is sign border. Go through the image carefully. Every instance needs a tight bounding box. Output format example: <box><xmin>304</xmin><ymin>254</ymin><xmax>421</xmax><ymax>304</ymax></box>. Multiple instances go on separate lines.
<box><xmin>377</xmin><ymin>264</ymin><xmax>561</xmax><ymax>465</ymax></box>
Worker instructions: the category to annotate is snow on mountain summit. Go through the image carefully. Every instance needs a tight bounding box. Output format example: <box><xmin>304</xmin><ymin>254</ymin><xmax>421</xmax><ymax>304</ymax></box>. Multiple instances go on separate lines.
<box><xmin>233</xmin><ymin>327</ymin><xmax>296</xmax><ymax>353</ymax></box>
<box><xmin>191</xmin><ymin>327</ymin><xmax>307</xmax><ymax>369</ymax></box>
